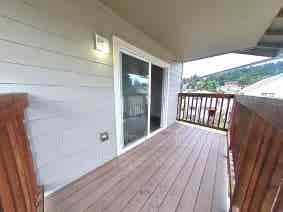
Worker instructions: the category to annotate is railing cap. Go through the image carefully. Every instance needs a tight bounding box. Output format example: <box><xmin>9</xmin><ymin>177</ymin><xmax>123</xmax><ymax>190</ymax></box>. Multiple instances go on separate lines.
<box><xmin>235</xmin><ymin>95</ymin><xmax>283</xmax><ymax>131</ymax></box>
<box><xmin>178</xmin><ymin>92</ymin><xmax>235</xmax><ymax>98</ymax></box>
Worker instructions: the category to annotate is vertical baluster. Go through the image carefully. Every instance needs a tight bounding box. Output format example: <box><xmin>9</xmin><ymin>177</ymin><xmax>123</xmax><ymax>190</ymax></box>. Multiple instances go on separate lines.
<box><xmin>180</xmin><ymin>95</ymin><xmax>183</xmax><ymax>120</ymax></box>
<box><xmin>217</xmin><ymin>96</ymin><xmax>225</xmax><ymax>129</ymax></box>
<box><xmin>190</xmin><ymin>96</ymin><xmax>194</xmax><ymax>121</ymax></box>
<box><xmin>212</xmin><ymin>97</ymin><xmax>218</xmax><ymax>127</ymax></box>
<box><xmin>224</xmin><ymin>97</ymin><xmax>231</xmax><ymax>129</ymax></box>
<box><xmin>185</xmin><ymin>96</ymin><xmax>190</xmax><ymax>121</ymax></box>
<box><xmin>207</xmin><ymin>97</ymin><xmax>213</xmax><ymax>125</ymax></box>
<box><xmin>176</xmin><ymin>94</ymin><xmax>181</xmax><ymax>120</ymax></box>
<box><xmin>202</xmin><ymin>96</ymin><xmax>208</xmax><ymax>125</ymax></box>
<box><xmin>198</xmin><ymin>96</ymin><xmax>203</xmax><ymax>123</ymax></box>
<box><xmin>180</xmin><ymin>95</ymin><xmax>184</xmax><ymax>120</ymax></box>
<box><xmin>181</xmin><ymin>95</ymin><xmax>186</xmax><ymax>120</ymax></box>
<box><xmin>194</xmin><ymin>96</ymin><xmax>198</xmax><ymax>123</ymax></box>
<box><xmin>184</xmin><ymin>96</ymin><xmax>188</xmax><ymax>121</ymax></box>
<box><xmin>179</xmin><ymin>95</ymin><xmax>182</xmax><ymax>120</ymax></box>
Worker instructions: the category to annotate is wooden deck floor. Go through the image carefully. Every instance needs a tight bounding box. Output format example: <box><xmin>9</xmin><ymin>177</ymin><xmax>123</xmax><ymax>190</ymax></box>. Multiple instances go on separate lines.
<box><xmin>45</xmin><ymin>123</ymin><xmax>228</xmax><ymax>212</ymax></box>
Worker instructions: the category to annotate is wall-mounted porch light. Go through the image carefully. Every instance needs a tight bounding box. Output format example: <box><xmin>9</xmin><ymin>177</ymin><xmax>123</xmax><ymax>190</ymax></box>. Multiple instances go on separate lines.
<box><xmin>94</xmin><ymin>34</ymin><xmax>110</xmax><ymax>53</ymax></box>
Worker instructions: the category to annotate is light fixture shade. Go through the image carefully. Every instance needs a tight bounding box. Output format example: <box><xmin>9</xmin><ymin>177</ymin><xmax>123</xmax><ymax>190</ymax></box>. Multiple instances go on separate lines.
<box><xmin>94</xmin><ymin>34</ymin><xmax>110</xmax><ymax>53</ymax></box>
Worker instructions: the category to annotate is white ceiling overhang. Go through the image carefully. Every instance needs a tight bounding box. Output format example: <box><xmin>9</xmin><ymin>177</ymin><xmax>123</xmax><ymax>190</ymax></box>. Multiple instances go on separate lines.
<box><xmin>99</xmin><ymin>0</ymin><xmax>283</xmax><ymax>62</ymax></box>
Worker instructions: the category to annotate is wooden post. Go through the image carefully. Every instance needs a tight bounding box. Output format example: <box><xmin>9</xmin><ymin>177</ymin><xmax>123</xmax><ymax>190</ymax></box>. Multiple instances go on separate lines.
<box><xmin>0</xmin><ymin>94</ymin><xmax>43</xmax><ymax>212</ymax></box>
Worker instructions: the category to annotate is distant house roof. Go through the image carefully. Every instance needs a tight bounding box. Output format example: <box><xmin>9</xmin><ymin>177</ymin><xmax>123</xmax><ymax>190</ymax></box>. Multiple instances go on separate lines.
<box><xmin>242</xmin><ymin>73</ymin><xmax>283</xmax><ymax>99</ymax></box>
<box><xmin>192</xmin><ymin>90</ymin><xmax>215</xmax><ymax>94</ymax></box>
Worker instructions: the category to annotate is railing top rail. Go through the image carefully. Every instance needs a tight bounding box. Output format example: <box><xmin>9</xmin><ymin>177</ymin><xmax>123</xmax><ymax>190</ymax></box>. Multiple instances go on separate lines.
<box><xmin>178</xmin><ymin>92</ymin><xmax>235</xmax><ymax>98</ymax></box>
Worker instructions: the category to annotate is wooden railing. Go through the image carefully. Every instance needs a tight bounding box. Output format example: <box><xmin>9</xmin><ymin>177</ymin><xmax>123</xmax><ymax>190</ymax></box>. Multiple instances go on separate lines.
<box><xmin>229</xmin><ymin>95</ymin><xmax>283</xmax><ymax>212</ymax></box>
<box><xmin>176</xmin><ymin>93</ymin><xmax>234</xmax><ymax>131</ymax></box>
<box><xmin>0</xmin><ymin>94</ymin><xmax>43</xmax><ymax>212</ymax></box>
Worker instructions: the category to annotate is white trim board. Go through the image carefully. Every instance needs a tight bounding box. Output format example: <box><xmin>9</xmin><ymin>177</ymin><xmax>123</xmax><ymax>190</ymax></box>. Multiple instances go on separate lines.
<box><xmin>113</xmin><ymin>36</ymin><xmax>170</xmax><ymax>156</ymax></box>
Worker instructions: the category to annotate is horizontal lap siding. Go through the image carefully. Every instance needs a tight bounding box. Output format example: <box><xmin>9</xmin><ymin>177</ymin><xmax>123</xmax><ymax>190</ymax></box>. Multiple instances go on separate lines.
<box><xmin>0</xmin><ymin>0</ymin><xmax>176</xmax><ymax>193</ymax></box>
<box><xmin>0</xmin><ymin>63</ymin><xmax>117</xmax><ymax>193</ymax></box>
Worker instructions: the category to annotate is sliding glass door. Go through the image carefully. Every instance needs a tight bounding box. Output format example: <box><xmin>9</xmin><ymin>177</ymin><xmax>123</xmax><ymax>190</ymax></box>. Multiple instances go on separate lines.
<box><xmin>121</xmin><ymin>53</ymin><xmax>149</xmax><ymax>146</ymax></box>
<box><xmin>114</xmin><ymin>37</ymin><xmax>169</xmax><ymax>155</ymax></box>
<box><xmin>150</xmin><ymin>65</ymin><xmax>164</xmax><ymax>132</ymax></box>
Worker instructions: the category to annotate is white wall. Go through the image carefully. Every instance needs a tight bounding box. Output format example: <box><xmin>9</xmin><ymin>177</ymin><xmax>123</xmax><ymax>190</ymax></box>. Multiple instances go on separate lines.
<box><xmin>167</xmin><ymin>63</ymin><xmax>183</xmax><ymax>126</ymax></box>
<box><xmin>0</xmin><ymin>0</ymin><xmax>181</xmax><ymax>193</ymax></box>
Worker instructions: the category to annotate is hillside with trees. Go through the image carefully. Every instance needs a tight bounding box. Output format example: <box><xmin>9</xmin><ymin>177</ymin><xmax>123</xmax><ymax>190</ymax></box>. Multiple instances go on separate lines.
<box><xmin>182</xmin><ymin>60</ymin><xmax>283</xmax><ymax>92</ymax></box>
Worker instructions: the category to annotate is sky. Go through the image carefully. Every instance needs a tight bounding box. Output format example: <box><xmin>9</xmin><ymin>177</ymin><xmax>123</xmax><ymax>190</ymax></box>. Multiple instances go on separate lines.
<box><xmin>183</xmin><ymin>53</ymin><xmax>269</xmax><ymax>78</ymax></box>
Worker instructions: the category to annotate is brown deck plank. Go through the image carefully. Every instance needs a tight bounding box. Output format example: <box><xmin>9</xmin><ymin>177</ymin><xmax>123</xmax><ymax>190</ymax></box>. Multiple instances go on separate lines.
<box><xmin>170</xmin><ymin>132</ymin><xmax>212</xmax><ymax>212</ymax></box>
<box><xmin>48</xmin><ymin>125</ymin><xmax>186</xmax><ymax>212</ymax></box>
<box><xmin>193</xmin><ymin>133</ymin><xmax>220</xmax><ymax>212</ymax></box>
<box><xmin>85</xmin><ymin>127</ymin><xmax>199</xmax><ymax>212</ymax></box>
<box><xmin>59</xmin><ymin>124</ymin><xmax>188</xmax><ymax>212</ymax></box>
<box><xmin>139</xmin><ymin>129</ymin><xmax>208</xmax><ymax>212</ymax></box>
<box><xmin>45</xmin><ymin>124</ymin><xmax>180</xmax><ymax>211</ymax></box>
<box><xmin>101</xmin><ymin>128</ymin><xmax>198</xmax><ymax>212</ymax></box>
<box><xmin>157</xmin><ymin>131</ymin><xmax>211</xmax><ymax>212</ymax></box>
<box><xmin>121</xmin><ymin>129</ymin><xmax>202</xmax><ymax>212</ymax></box>
<box><xmin>45</xmin><ymin>124</ymin><xmax>228</xmax><ymax>212</ymax></box>
<box><xmin>71</xmin><ymin>126</ymin><xmax>194</xmax><ymax>212</ymax></box>
<box><xmin>211</xmin><ymin>133</ymin><xmax>228</xmax><ymax>212</ymax></box>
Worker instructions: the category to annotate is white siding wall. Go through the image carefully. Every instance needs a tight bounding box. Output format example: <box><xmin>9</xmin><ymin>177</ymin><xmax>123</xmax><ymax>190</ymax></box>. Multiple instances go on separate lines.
<box><xmin>0</xmin><ymin>0</ymin><xmax>181</xmax><ymax>193</ymax></box>
<box><xmin>167</xmin><ymin>63</ymin><xmax>183</xmax><ymax>126</ymax></box>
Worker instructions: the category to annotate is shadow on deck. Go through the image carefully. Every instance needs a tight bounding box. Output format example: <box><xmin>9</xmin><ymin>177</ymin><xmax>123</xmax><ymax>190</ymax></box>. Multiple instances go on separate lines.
<box><xmin>45</xmin><ymin>123</ymin><xmax>228</xmax><ymax>212</ymax></box>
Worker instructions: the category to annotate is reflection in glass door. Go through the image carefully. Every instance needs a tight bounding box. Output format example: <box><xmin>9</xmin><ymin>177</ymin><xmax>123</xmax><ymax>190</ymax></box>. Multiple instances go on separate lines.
<box><xmin>121</xmin><ymin>53</ymin><xmax>149</xmax><ymax>146</ymax></box>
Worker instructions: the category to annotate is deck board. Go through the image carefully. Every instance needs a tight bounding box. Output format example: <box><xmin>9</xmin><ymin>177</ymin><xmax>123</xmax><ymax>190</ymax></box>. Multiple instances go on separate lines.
<box><xmin>45</xmin><ymin>123</ymin><xmax>228</xmax><ymax>212</ymax></box>
<box><xmin>100</xmin><ymin>128</ymin><xmax>196</xmax><ymax>212</ymax></box>
<box><xmin>45</xmin><ymin>124</ymin><xmax>180</xmax><ymax>208</ymax></box>
<box><xmin>121</xmin><ymin>129</ymin><xmax>200</xmax><ymax>212</ymax></box>
<box><xmin>153</xmin><ymin>131</ymin><xmax>206</xmax><ymax>212</ymax></box>
<box><xmin>174</xmin><ymin>132</ymin><xmax>212</xmax><ymax>212</ymax></box>
<box><xmin>193</xmin><ymin>134</ymin><xmax>220</xmax><ymax>212</ymax></box>
<box><xmin>212</xmin><ymin>134</ymin><xmax>228</xmax><ymax>212</ymax></box>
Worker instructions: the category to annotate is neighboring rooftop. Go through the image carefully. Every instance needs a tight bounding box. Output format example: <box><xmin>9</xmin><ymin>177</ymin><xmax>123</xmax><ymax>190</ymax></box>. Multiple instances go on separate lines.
<box><xmin>242</xmin><ymin>73</ymin><xmax>283</xmax><ymax>98</ymax></box>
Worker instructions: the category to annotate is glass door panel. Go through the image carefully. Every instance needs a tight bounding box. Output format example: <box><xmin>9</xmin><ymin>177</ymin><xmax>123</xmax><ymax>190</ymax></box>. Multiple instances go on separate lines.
<box><xmin>150</xmin><ymin>65</ymin><xmax>164</xmax><ymax>132</ymax></box>
<box><xmin>121</xmin><ymin>53</ymin><xmax>149</xmax><ymax>146</ymax></box>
